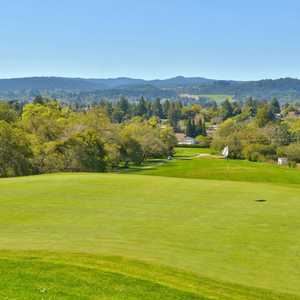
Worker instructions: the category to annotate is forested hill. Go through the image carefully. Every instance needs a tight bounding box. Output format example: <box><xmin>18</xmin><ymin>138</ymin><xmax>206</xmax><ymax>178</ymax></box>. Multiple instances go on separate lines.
<box><xmin>0</xmin><ymin>76</ymin><xmax>213</xmax><ymax>91</ymax></box>
<box><xmin>1</xmin><ymin>76</ymin><xmax>300</xmax><ymax>102</ymax></box>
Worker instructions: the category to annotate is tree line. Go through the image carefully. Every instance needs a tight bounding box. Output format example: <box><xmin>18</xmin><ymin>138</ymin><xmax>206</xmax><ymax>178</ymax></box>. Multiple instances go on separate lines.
<box><xmin>2</xmin><ymin>94</ymin><xmax>300</xmax><ymax>177</ymax></box>
<box><xmin>211</xmin><ymin>97</ymin><xmax>300</xmax><ymax>164</ymax></box>
<box><xmin>0</xmin><ymin>97</ymin><xmax>177</xmax><ymax>177</ymax></box>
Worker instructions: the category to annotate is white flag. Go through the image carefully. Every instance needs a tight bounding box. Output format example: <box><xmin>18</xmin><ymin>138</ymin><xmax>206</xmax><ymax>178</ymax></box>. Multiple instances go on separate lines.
<box><xmin>222</xmin><ymin>146</ymin><xmax>229</xmax><ymax>158</ymax></box>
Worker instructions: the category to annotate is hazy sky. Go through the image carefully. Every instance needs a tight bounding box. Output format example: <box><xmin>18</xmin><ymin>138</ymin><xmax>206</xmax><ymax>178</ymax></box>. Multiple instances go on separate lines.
<box><xmin>1</xmin><ymin>0</ymin><xmax>300</xmax><ymax>80</ymax></box>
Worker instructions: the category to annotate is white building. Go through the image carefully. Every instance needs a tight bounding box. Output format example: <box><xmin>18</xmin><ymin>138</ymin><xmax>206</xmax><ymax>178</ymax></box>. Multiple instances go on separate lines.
<box><xmin>175</xmin><ymin>133</ymin><xmax>196</xmax><ymax>145</ymax></box>
<box><xmin>184</xmin><ymin>136</ymin><xmax>196</xmax><ymax>145</ymax></box>
<box><xmin>278</xmin><ymin>157</ymin><xmax>288</xmax><ymax>166</ymax></box>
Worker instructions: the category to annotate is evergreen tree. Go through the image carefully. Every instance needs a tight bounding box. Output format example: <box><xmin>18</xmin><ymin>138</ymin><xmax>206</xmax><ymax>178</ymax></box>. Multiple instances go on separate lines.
<box><xmin>232</xmin><ymin>101</ymin><xmax>242</xmax><ymax>115</ymax></box>
<box><xmin>270</xmin><ymin>97</ymin><xmax>281</xmax><ymax>114</ymax></box>
<box><xmin>136</xmin><ymin>97</ymin><xmax>148</xmax><ymax>117</ymax></box>
<box><xmin>202</xmin><ymin>120</ymin><xmax>207</xmax><ymax>136</ymax></box>
<box><xmin>118</xmin><ymin>97</ymin><xmax>130</xmax><ymax>115</ymax></box>
<box><xmin>256</xmin><ymin>104</ymin><xmax>275</xmax><ymax>127</ymax></box>
<box><xmin>163</xmin><ymin>100</ymin><xmax>170</xmax><ymax>119</ymax></box>
<box><xmin>194</xmin><ymin>118</ymin><xmax>206</xmax><ymax>137</ymax></box>
<box><xmin>211</xmin><ymin>101</ymin><xmax>218</xmax><ymax>111</ymax></box>
<box><xmin>33</xmin><ymin>95</ymin><xmax>45</xmax><ymax>105</ymax></box>
<box><xmin>244</xmin><ymin>97</ymin><xmax>257</xmax><ymax>117</ymax></box>
<box><xmin>153</xmin><ymin>98</ymin><xmax>163</xmax><ymax>118</ymax></box>
<box><xmin>185</xmin><ymin>118</ymin><xmax>193</xmax><ymax>137</ymax></box>
<box><xmin>106</xmin><ymin>102</ymin><xmax>113</xmax><ymax>117</ymax></box>
<box><xmin>175</xmin><ymin>101</ymin><xmax>183</xmax><ymax>121</ymax></box>
<box><xmin>168</xmin><ymin>102</ymin><xmax>178</xmax><ymax>129</ymax></box>
<box><xmin>221</xmin><ymin>99</ymin><xmax>233</xmax><ymax>119</ymax></box>
<box><xmin>146</xmin><ymin>101</ymin><xmax>153</xmax><ymax>118</ymax></box>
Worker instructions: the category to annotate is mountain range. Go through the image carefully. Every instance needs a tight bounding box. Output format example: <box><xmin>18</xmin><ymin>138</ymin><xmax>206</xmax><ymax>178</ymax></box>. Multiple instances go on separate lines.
<box><xmin>1</xmin><ymin>76</ymin><xmax>300</xmax><ymax>103</ymax></box>
<box><xmin>0</xmin><ymin>76</ymin><xmax>213</xmax><ymax>90</ymax></box>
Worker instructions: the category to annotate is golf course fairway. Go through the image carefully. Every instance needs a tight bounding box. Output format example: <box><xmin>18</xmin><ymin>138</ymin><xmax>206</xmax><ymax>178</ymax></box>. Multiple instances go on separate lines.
<box><xmin>1</xmin><ymin>172</ymin><xmax>300</xmax><ymax>299</ymax></box>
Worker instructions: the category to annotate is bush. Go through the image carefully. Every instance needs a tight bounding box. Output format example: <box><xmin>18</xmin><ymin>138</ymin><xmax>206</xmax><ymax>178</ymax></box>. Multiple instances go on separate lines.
<box><xmin>278</xmin><ymin>143</ymin><xmax>300</xmax><ymax>163</ymax></box>
<box><xmin>243</xmin><ymin>144</ymin><xmax>277</xmax><ymax>162</ymax></box>
<box><xmin>288</xmin><ymin>161</ymin><xmax>297</xmax><ymax>168</ymax></box>
<box><xmin>211</xmin><ymin>133</ymin><xmax>243</xmax><ymax>159</ymax></box>
<box><xmin>195</xmin><ymin>135</ymin><xmax>211</xmax><ymax>147</ymax></box>
<box><xmin>226</xmin><ymin>135</ymin><xmax>243</xmax><ymax>159</ymax></box>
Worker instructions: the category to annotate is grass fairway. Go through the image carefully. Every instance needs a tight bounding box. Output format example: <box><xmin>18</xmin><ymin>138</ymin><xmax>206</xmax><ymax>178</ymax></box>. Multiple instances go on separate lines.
<box><xmin>173</xmin><ymin>147</ymin><xmax>212</xmax><ymax>157</ymax></box>
<box><xmin>1</xmin><ymin>173</ymin><xmax>300</xmax><ymax>299</ymax></box>
<box><xmin>134</xmin><ymin>148</ymin><xmax>300</xmax><ymax>185</ymax></box>
<box><xmin>180</xmin><ymin>94</ymin><xmax>233</xmax><ymax>102</ymax></box>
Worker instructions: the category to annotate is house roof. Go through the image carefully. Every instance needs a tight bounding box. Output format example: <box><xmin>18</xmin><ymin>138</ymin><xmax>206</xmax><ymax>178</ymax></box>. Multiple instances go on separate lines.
<box><xmin>175</xmin><ymin>133</ymin><xmax>186</xmax><ymax>143</ymax></box>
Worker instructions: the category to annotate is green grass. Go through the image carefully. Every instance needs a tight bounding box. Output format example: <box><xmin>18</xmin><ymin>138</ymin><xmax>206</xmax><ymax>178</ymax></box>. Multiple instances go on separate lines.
<box><xmin>120</xmin><ymin>147</ymin><xmax>211</xmax><ymax>173</ymax></box>
<box><xmin>1</xmin><ymin>251</ymin><xmax>298</xmax><ymax>300</ymax></box>
<box><xmin>0</xmin><ymin>251</ymin><xmax>206</xmax><ymax>300</ymax></box>
<box><xmin>174</xmin><ymin>147</ymin><xmax>212</xmax><ymax>157</ymax></box>
<box><xmin>180</xmin><ymin>94</ymin><xmax>233</xmax><ymax>102</ymax></box>
<box><xmin>1</xmin><ymin>173</ymin><xmax>300</xmax><ymax>298</ymax></box>
<box><xmin>136</xmin><ymin>151</ymin><xmax>300</xmax><ymax>185</ymax></box>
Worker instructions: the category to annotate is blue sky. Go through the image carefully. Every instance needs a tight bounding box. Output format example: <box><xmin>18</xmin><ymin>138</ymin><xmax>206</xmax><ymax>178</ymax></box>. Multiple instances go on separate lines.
<box><xmin>0</xmin><ymin>0</ymin><xmax>300</xmax><ymax>80</ymax></box>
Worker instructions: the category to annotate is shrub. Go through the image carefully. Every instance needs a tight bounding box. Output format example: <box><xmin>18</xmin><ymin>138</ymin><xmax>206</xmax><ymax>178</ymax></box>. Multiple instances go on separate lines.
<box><xmin>195</xmin><ymin>135</ymin><xmax>211</xmax><ymax>147</ymax></box>
<box><xmin>243</xmin><ymin>144</ymin><xmax>277</xmax><ymax>162</ymax></box>
<box><xmin>278</xmin><ymin>143</ymin><xmax>300</xmax><ymax>163</ymax></box>
<box><xmin>211</xmin><ymin>133</ymin><xmax>243</xmax><ymax>159</ymax></box>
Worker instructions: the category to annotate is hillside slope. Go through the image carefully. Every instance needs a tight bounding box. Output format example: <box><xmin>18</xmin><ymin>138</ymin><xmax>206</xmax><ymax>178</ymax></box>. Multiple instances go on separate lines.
<box><xmin>1</xmin><ymin>251</ymin><xmax>298</xmax><ymax>300</ymax></box>
<box><xmin>1</xmin><ymin>76</ymin><xmax>300</xmax><ymax>101</ymax></box>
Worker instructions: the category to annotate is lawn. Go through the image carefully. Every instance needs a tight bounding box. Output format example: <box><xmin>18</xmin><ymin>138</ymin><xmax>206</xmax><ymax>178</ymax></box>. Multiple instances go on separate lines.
<box><xmin>134</xmin><ymin>148</ymin><xmax>300</xmax><ymax>185</ymax></box>
<box><xmin>173</xmin><ymin>146</ymin><xmax>212</xmax><ymax>157</ymax></box>
<box><xmin>120</xmin><ymin>147</ymin><xmax>211</xmax><ymax>173</ymax></box>
<box><xmin>1</xmin><ymin>173</ymin><xmax>300</xmax><ymax>299</ymax></box>
<box><xmin>179</xmin><ymin>94</ymin><xmax>233</xmax><ymax>103</ymax></box>
<box><xmin>1</xmin><ymin>251</ymin><xmax>298</xmax><ymax>300</ymax></box>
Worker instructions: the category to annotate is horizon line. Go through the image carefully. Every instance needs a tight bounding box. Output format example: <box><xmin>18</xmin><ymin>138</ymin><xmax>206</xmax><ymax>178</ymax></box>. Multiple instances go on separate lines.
<box><xmin>0</xmin><ymin>75</ymin><xmax>299</xmax><ymax>82</ymax></box>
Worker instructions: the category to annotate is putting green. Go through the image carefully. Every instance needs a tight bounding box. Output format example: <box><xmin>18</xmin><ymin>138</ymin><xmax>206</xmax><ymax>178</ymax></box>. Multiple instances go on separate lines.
<box><xmin>135</xmin><ymin>155</ymin><xmax>300</xmax><ymax>184</ymax></box>
<box><xmin>1</xmin><ymin>173</ymin><xmax>300</xmax><ymax>298</ymax></box>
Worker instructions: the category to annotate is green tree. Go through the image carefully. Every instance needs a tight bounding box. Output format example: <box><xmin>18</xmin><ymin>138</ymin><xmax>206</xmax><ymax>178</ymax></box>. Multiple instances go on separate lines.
<box><xmin>0</xmin><ymin>102</ymin><xmax>17</xmax><ymax>123</ymax></box>
<box><xmin>57</xmin><ymin>129</ymin><xmax>106</xmax><ymax>172</ymax></box>
<box><xmin>168</xmin><ymin>102</ymin><xmax>180</xmax><ymax>129</ymax></box>
<box><xmin>270</xmin><ymin>97</ymin><xmax>281</xmax><ymax>114</ymax></box>
<box><xmin>279</xmin><ymin>143</ymin><xmax>300</xmax><ymax>163</ymax></box>
<box><xmin>163</xmin><ymin>100</ymin><xmax>170</xmax><ymax>119</ymax></box>
<box><xmin>118</xmin><ymin>97</ymin><xmax>130</xmax><ymax>115</ymax></box>
<box><xmin>120</xmin><ymin>134</ymin><xmax>144</xmax><ymax>167</ymax></box>
<box><xmin>112</xmin><ymin>107</ymin><xmax>125</xmax><ymax>123</ymax></box>
<box><xmin>153</xmin><ymin>98</ymin><xmax>163</xmax><ymax>118</ymax></box>
<box><xmin>33</xmin><ymin>95</ymin><xmax>46</xmax><ymax>105</ymax></box>
<box><xmin>194</xmin><ymin>117</ymin><xmax>206</xmax><ymax>137</ymax></box>
<box><xmin>185</xmin><ymin>119</ymin><xmax>193</xmax><ymax>137</ymax></box>
<box><xmin>244</xmin><ymin>97</ymin><xmax>257</xmax><ymax>117</ymax></box>
<box><xmin>136</xmin><ymin>97</ymin><xmax>148</xmax><ymax>117</ymax></box>
<box><xmin>0</xmin><ymin>121</ymin><xmax>32</xmax><ymax>177</ymax></box>
<box><xmin>21</xmin><ymin>101</ymin><xmax>67</xmax><ymax>142</ymax></box>
<box><xmin>159</xmin><ymin>126</ymin><xmax>176</xmax><ymax>155</ymax></box>
<box><xmin>220</xmin><ymin>99</ymin><xmax>233</xmax><ymax>119</ymax></box>
<box><xmin>256</xmin><ymin>104</ymin><xmax>275</xmax><ymax>127</ymax></box>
